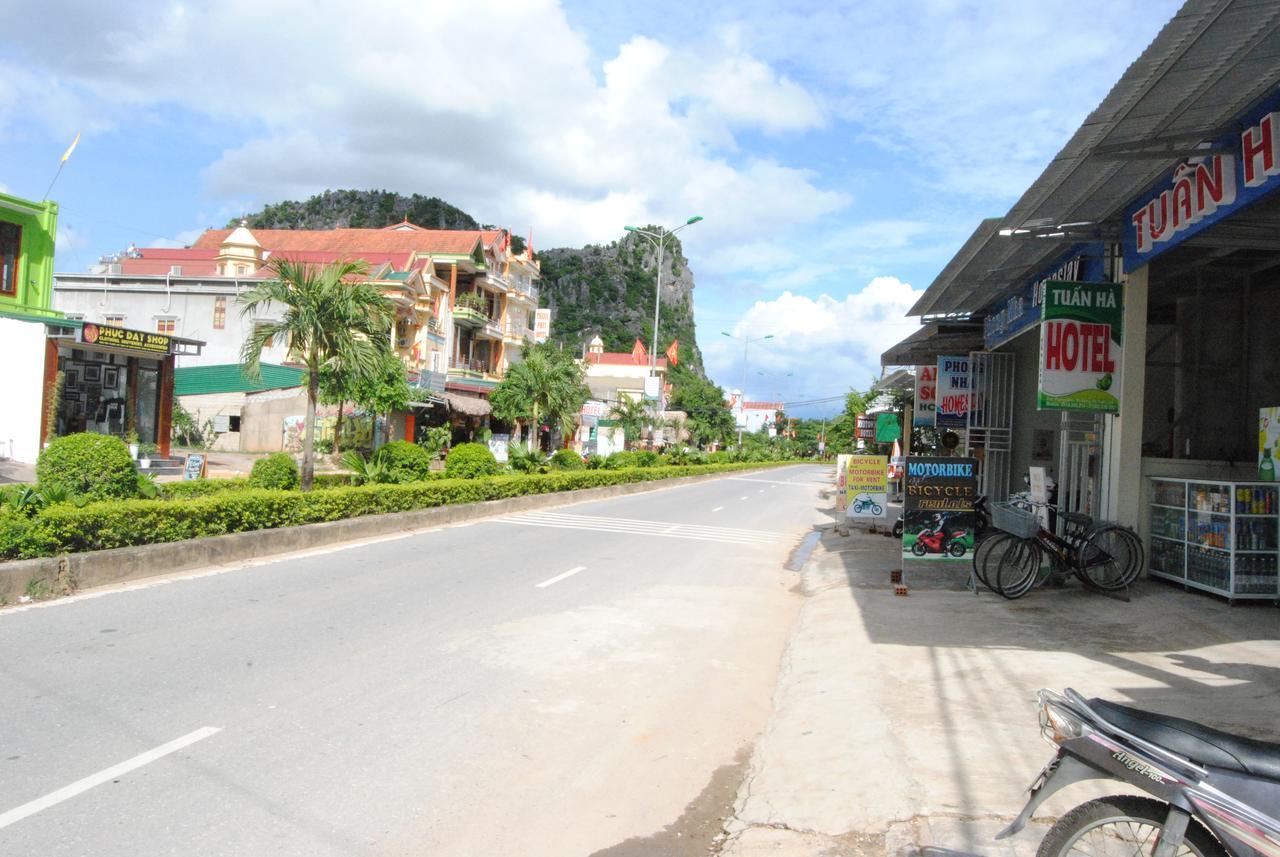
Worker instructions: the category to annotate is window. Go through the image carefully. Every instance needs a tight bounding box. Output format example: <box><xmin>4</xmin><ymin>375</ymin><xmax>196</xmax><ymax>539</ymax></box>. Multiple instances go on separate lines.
<box><xmin>236</xmin><ymin>265</ymin><xmax>248</xmax><ymax>276</ymax></box>
<box><xmin>0</xmin><ymin>221</ymin><xmax>20</xmax><ymax>296</ymax></box>
<box><xmin>213</xmin><ymin>296</ymin><xmax>226</xmax><ymax>330</ymax></box>
<box><xmin>63</xmin><ymin>313</ymin><xmax>85</xmax><ymax>321</ymax></box>
<box><xmin>104</xmin><ymin>314</ymin><xmax>125</xmax><ymax>326</ymax></box>
<box><xmin>156</xmin><ymin>317</ymin><xmax>177</xmax><ymax>335</ymax></box>
<box><xmin>229</xmin><ymin>415</ymin><xmax>241</xmax><ymax>432</ymax></box>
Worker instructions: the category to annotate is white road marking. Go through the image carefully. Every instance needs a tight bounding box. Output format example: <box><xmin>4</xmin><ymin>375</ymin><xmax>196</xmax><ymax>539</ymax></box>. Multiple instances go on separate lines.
<box><xmin>740</xmin><ymin>496</ymin><xmax>749</xmax><ymax>500</ymax></box>
<box><xmin>494</xmin><ymin>512</ymin><xmax>783</xmax><ymax>546</ymax></box>
<box><xmin>758</xmin><ymin>489</ymin><xmax>765</xmax><ymax>493</ymax></box>
<box><xmin>0</xmin><ymin>727</ymin><xmax>221</xmax><ymax>831</ymax></box>
<box><xmin>711</xmin><ymin>506</ymin><xmax>724</xmax><ymax>512</ymax></box>
<box><xmin>535</xmin><ymin>566</ymin><xmax>587</xmax><ymax>589</ymax></box>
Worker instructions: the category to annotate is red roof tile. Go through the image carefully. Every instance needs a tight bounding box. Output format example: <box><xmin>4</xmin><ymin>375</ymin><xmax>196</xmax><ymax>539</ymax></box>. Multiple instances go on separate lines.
<box><xmin>191</xmin><ymin>227</ymin><xmax>482</xmax><ymax>256</ymax></box>
<box><xmin>743</xmin><ymin>401</ymin><xmax>783</xmax><ymax>410</ymax></box>
<box><xmin>586</xmin><ymin>352</ymin><xmax>667</xmax><ymax>368</ymax></box>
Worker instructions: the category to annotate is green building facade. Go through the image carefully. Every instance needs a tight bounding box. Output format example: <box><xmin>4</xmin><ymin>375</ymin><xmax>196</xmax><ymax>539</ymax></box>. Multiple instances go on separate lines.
<box><xmin>0</xmin><ymin>190</ymin><xmax>60</xmax><ymax>318</ymax></box>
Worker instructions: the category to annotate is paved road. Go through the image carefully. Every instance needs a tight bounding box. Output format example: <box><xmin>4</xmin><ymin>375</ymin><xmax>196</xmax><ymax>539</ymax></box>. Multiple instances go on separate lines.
<box><xmin>0</xmin><ymin>465</ymin><xmax>830</xmax><ymax>856</ymax></box>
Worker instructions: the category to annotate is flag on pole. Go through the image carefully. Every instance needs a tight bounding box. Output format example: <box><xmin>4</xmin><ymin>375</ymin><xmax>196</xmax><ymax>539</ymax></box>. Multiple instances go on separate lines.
<box><xmin>665</xmin><ymin>340</ymin><xmax>679</xmax><ymax>367</ymax></box>
<box><xmin>61</xmin><ymin>132</ymin><xmax>81</xmax><ymax>164</ymax></box>
<box><xmin>631</xmin><ymin>338</ymin><xmax>647</xmax><ymax>364</ymax></box>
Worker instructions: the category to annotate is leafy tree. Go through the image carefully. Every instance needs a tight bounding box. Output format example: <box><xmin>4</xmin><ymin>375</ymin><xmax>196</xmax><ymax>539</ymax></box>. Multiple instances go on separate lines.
<box><xmin>240</xmin><ymin>258</ymin><xmax>395</xmax><ymax>490</ymax></box>
<box><xmin>609</xmin><ymin>395</ymin><xmax>651</xmax><ymax>449</ymax></box>
<box><xmin>666</xmin><ymin>365</ymin><xmax>734</xmax><ymax>448</ymax></box>
<box><xmin>824</xmin><ymin>388</ymin><xmax>872</xmax><ymax>455</ymax></box>
<box><xmin>490</xmin><ymin>343</ymin><xmax>590</xmax><ymax>451</ymax></box>
<box><xmin>319</xmin><ymin>349</ymin><xmax>410</xmax><ymax>454</ymax></box>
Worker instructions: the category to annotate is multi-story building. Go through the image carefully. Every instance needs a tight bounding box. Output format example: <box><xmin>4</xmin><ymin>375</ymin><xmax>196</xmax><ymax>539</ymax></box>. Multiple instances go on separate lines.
<box><xmin>54</xmin><ymin>222</ymin><xmax>545</xmax><ymax>445</ymax></box>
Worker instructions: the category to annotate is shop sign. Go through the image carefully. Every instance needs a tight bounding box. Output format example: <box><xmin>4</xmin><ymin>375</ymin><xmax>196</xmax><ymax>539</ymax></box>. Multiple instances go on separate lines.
<box><xmin>935</xmin><ymin>356</ymin><xmax>972</xmax><ymax>430</ymax></box>
<box><xmin>902</xmin><ymin>457</ymin><xmax>977</xmax><ymax>562</ymax></box>
<box><xmin>1037</xmin><ymin>280</ymin><xmax>1123</xmax><ymax>413</ymax></box>
<box><xmin>1261</xmin><ymin>407</ymin><xmax>1280</xmax><ymax>481</ymax></box>
<box><xmin>82</xmin><ymin>322</ymin><xmax>171</xmax><ymax>355</ymax></box>
<box><xmin>835</xmin><ymin>454</ymin><xmax>851</xmax><ymax>511</ymax></box>
<box><xmin>488</xmin><ymin>433</ymin><xmax>510</xmax><ymax>463</ymax></box>
<box><xmin>1124</xmin><ymin>91</ymin><xmax>1280</xmax><ymax>270</ymax></box>
<box><xmin>845</xmin><ymin>454</ymin><xmax>888</xmax><ymax>520</ymax></box>
<box><xmin>913</xmin><ymin>365</ymin><xmax>936</xmax><ymax>427</ymax></box>
<box><xmin>855</xmin><ymin>414</ymin><xmax>876</xmax><ymax>441</ymax></box>
<box><xmin>875</xmin><ymin>412</ymin><xmax>901</xmax><ymax>443</ymax></box>
<box><xmin>533</xmin><ymin>309</ymin><xmax>551</xmax><ymax>342</ymax></box>
<box><xmin>983</xmin><ymin>246</ymin><xmax>1107</xmax><ymax>350</ymax></box>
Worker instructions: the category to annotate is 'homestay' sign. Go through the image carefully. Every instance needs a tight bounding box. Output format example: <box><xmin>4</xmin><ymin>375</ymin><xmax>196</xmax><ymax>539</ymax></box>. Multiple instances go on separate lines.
<box><xmin>1125</xmin><ymin>91</ymin><xmax>1280</xmax><ymax>269</ymax></box>
<box><xmin>1037</xmin><ymin>281</ymin><xmax>1123</xmax><ymax>413</ymax></box>
<box><xmin>935</xmin><ymin>356</ymin><xmax>971</xmax><ymax>430</ymax></box>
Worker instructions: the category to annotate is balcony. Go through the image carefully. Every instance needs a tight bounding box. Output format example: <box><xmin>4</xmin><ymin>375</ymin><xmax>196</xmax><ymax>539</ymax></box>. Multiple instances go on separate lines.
<box><xmin>503</xmin><ymin>321</ymin><xmax>533</xmax><ymax>343</ymax></box>
<box><xmin>452</xmin><ymin>305</ymin><xmax>487</xmax><ymax>329</ymax></box>
<box><xmin>475</xmin><ymin>317</ymin><xmax>503</xmax><ymax>340</ymax></box>
<box><xmin>509</xmin><ymin>282</ymin><xmax>539</xmax><ymax>304</ymax></box>
<box><xmin>477</xmin><ymin>273</ymin><xmax>510</xmax><ymax>293</ymax></box>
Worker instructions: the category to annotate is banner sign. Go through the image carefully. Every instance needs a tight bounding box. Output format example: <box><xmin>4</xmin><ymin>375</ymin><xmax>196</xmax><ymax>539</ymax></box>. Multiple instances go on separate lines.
<box><xmin>1037</xmin><ymin>280</ymin><xmax>1123</xmax><ymax>413</ymax></box>
<box><xmin>913</xmin><ymin>365</ymin><xmax>936</xmax><ymax>427</ymax></box>
<box><xmin>533</xmin><ymin>308</ymin><xmax>551</xmax><ymax>342</ymax></box>
<box><xmin>875</xmin><ymin>413</ymin><xmax>901</xmax><ymax>443</ymax></box>
<box><xmin>855</xmin><ymin>414</ymin><xmax>876</xmax><ymax>441</ymax></box>
<box><xmin>82</xmin><ymin>322</ymin><xmax>171</xmax><ymax>355</ymax></box>
<box><xmin>1261</xmin><ymin>407</ymin><xmax>1280</xmax><ymax>481</ymax></box>
<box><xmin>902</xmin><ymin>457</ymin><xmax>977</xmax><ymax>561</ymax></box>
<box><xmin>846</xmin><ymin>455</ymin><xmax>888</xmax><ymax>520</ymax></box>
<box><xmin>935</xmin><ymin>356</ymin><xmax>972</xmax><ymax>430</ymax></box>
<box><xmin>488</xmin><ymin>433</ymin><xmax>510</xmax><ymax>463</ymax></box>
<box><xmin>835</xmin><ymin>454</ymin><xmax>851</xmax><ymax>512</ymax></box>
<box><xmin>1124</xmin><ymin>91</ymin><xmax>1280</xmax><ymax>270</ymax></box>
<box><xmin>983</xmin><ymin>245</ymin><xmax>1110</xmax><ymax>350</ymax></box>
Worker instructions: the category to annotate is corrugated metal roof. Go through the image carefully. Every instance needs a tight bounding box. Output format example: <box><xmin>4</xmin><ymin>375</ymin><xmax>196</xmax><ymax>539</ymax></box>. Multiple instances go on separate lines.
<box><xmin>174</xmin><ymin>363</ymin><xmax>305</xmax><ymax>396</ymax></box>
<box><xmin>914</xmin><ymin>0</ymin><xmax>1280</xmax><ymax>317</ymax></box>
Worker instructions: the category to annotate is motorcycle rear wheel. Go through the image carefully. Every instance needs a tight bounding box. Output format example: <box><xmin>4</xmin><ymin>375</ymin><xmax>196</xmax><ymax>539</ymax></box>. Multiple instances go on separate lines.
<box><xmin>1037</xmin><ymin>796</ymin><xmax>1225</xmax><ymax>857</ymax></box>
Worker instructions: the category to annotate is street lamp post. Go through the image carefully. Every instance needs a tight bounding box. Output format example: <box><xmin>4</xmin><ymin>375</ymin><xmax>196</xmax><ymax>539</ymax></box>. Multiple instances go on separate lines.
<box><xmin>722</xmin><ymin>331</ymin><xmax>773</xmax><ymax>448</ymax></box>
<box><xmin>624</xmin><ymin>216</ymin><xmax>703</xmax><ymax>374</ymax></box>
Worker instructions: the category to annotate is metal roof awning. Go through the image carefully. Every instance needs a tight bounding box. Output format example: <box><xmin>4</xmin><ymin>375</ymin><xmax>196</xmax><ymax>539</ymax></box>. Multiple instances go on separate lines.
<box><xmin>444</xmin><ymin>392</ymin><xmax>491</xmax><ymax>417</ymax></box>
<box><xmin>881</xmin><ymin>323</ymin><xmax>984</xmax><ymax>368</ymax></box>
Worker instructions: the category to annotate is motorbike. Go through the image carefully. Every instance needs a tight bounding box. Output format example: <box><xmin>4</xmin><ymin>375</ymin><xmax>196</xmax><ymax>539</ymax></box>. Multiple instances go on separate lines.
<box><xmin>910</xmin><ymin>525</ymin><xmax>968</xmax><ymax>557</ymax></box>
<box><xmin>999</xmin><ymin>688</ymin><xmax>1280</xmax><ymax>857</ymax></box>
<box><xmin>851</xmin><ymin>493</ymin><xmax>883</xmax><ymax>516</ymax></box>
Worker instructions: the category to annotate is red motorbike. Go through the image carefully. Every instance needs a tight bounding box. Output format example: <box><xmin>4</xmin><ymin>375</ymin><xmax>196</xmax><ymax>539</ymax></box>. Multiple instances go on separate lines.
<box><xmin>911</xmin><ymin>526</ymin><xmax>969</xmax><ymax>558</ymax></box>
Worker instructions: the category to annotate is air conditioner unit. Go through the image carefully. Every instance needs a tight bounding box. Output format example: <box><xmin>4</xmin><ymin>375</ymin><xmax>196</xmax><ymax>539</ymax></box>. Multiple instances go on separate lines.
<box><xmin>107</xmin><ymin>263</ymin><xmax>122</xmax><ymax>275</ymax></box>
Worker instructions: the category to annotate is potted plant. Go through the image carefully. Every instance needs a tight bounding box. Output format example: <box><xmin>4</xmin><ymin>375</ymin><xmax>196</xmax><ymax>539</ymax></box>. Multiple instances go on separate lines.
<box><xmin>137</xmin><ymin>442</ymin><xmax>158</xmax><ymax>469</ymax></box>
<box><xmin>126</xmin><ymin>430</ymin><xmax>140</xmax><ymax>460</ymax></box>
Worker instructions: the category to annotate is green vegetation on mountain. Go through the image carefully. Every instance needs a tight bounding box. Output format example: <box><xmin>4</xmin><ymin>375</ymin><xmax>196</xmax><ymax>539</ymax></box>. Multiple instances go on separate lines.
<box><xmin>537</xmin><ymin>230</ymin><xmax>704</xmax><ymax>375</ymax></box>
<box><xmin>233</xmin><ymin>189</ymin><xmax>482</xmax><ymax>233</ymax></box>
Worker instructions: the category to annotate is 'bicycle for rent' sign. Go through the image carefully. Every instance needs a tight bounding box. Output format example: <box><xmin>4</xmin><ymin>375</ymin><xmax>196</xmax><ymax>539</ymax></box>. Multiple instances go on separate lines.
<box><xmin>846</xmin><ymin>455</ymin><xmax>887</xmax><ymax>520</ymax></box>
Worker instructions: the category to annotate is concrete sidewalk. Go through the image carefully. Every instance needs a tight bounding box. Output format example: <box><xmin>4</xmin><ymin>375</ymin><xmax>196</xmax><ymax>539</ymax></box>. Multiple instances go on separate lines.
<box><xmin>719</xmin><ymin>506</ymin><xmax>1280</xmax><ymax>856</ymax></box>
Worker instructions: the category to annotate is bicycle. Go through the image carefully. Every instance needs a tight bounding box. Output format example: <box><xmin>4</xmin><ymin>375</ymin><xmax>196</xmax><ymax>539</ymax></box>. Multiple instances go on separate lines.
<box><xmin>973</xmin><ymin>500</ymin><xmax>1144</xmax><ymax>599</ymax></box>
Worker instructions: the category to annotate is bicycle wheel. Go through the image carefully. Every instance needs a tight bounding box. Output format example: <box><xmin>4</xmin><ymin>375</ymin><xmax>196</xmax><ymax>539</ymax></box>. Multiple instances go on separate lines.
<box><xmin>996</xmin><ymin>535</ymin><xmax>1043</xmax><ymax>599</ymax></box>
<box><xmin>973</xmin><ymin>531</ymin><xmax>1015</xmax><ymax>591</ymax></box>
<box><xmin>1076</xmin><ymin>524</ymin><xmax>1142</xmax><ymax>590</ymax></box>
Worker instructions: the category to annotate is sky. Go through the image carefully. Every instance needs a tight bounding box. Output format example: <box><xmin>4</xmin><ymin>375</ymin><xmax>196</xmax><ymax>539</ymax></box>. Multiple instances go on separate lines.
<box><xmin>0</xmin><ymin>0</ymin><xmax>1183</xmax><ymax>415</ymax></box>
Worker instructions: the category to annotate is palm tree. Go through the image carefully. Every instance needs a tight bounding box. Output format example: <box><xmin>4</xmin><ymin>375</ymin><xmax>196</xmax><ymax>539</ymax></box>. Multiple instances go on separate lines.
<box><xmin>491</xmin><ymin>345</ymin><xmax>589</xmax><ymax>452</ymax></box>
<box><xmin>609</xmin><ymin>395</ymin><xmax>651</xmax><ymax>450</ymax></box>
<box><xmin>240</xmin><ymin>257</ymin><xmax>395</xmax><ymax>490</ymax></box>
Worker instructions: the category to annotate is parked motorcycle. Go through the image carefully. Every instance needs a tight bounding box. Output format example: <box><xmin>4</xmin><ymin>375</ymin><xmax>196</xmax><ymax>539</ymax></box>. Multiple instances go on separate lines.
<box><xmin>999</xmin><ymin>688</ymin><xmax>1280</xmax><ymax>857</ymax></box>
<box><xmin>910</xmin><ymin>525</ymin><xmax>968</xmax><ymax>557</ymax></box>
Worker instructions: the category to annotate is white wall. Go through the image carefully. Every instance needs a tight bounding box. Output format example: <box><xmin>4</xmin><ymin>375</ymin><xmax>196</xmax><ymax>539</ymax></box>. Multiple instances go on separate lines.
<box><xmin>53</xmin><ymin>278</ymin><xmax>289</xmax><ymax>368</ymax></box>
<box><xmin>0</xmin><ymin>317</ymin><xmax>48</xmax><ymax>465</ymax></box>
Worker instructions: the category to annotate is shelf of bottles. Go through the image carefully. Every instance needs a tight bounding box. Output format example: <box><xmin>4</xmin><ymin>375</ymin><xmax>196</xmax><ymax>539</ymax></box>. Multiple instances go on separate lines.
<box><xmin>1148</xmin><ymin>478</ymin><xmax>1278</xmax><ymax>600</ymax></box>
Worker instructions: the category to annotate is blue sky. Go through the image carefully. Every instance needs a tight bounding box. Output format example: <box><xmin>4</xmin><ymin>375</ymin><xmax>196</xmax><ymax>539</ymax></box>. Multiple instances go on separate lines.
<box><xmin>1</xmin><ymin>0</ymin><xmax>1181</xmax><ymax>414</ymax></box>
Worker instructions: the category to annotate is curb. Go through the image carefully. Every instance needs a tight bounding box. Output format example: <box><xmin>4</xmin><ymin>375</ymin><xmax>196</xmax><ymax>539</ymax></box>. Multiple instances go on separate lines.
<box><xmin>2</xmin><ymin>466</ymin><xmax>792</xmax><ymax>605</ymax></box>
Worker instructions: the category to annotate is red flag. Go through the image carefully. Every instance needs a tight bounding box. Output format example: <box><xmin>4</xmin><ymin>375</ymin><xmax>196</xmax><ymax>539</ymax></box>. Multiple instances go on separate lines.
<box><xmin>664</xmin><ymin>340</ymin><xmax>679</xmax><ymax>367</ymax></box>
<box><xmin>631</xmin><ymin>338</ymin><xmax>647</xmax><ymax>363</ymax></box>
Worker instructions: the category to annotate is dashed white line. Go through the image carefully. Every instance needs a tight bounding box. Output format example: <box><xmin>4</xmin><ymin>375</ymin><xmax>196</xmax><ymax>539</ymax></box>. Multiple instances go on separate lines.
<box><xmin>711</xmin><ymin>506</ymin><xmax>724</xmax><ymax>512</ymax></box>
<box><xmin>535</xmin><ymin>565</ymin><xmax>587</xmax><ymax>589</ymax></box>
<box><xmin>0</xmin><ymin>726</ymin><xmax>221</xmax><ymax>831</ymax></box>
<box><xmin>740</xmin><ymin>496</ymin><xmax>749</xmax><ymax>500</ymax></box>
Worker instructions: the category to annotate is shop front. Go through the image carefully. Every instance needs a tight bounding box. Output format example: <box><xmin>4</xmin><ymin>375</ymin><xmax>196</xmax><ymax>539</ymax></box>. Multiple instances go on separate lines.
<box><xmin>46</xmin><ymin>321</ymin><xmax>203</xmax><ymax>457</ymax></box>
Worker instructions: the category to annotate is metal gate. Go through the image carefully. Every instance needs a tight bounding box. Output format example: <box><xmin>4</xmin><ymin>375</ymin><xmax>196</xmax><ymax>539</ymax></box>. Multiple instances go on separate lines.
<box><xmin>966</xmin><ymin>351</ymin><xmax>1015</xmax><ymax>501</ymax></box>
<box><xmin>1056</xmin><ymin>411</ymin><xmax>1104</xmax><ymax>521</ymax></box>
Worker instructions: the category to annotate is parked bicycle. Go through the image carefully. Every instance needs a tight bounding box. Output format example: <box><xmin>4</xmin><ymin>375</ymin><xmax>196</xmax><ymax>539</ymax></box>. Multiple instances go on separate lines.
<box><xmin>973</xmin><ymin>499</ymin><xmax>1144</xmax><ymax>599</ymax></box>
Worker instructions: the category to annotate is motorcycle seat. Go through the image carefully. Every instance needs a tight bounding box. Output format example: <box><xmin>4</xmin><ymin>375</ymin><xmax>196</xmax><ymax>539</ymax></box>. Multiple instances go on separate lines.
<box><xmin>1090</xmin><ymin>698</ymin><xmax>1280</xmax><ymax>782</ymax></box>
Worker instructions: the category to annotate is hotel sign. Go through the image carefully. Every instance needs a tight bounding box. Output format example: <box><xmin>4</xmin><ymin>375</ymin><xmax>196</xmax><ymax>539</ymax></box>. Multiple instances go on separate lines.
<box><xmin>1124</xmin><ymin>91</ymin><xmax>1280</xmax><ymax>270</ymax></box>
<box><xmin>1037</xmin><ymin>281</ymin><xmax>1123</xmax><ymax>413</ymax></box>
<box><xmin>82</xmin><ymin>322</ymin><xmax>171</xmax><ymax>355</ymax></box>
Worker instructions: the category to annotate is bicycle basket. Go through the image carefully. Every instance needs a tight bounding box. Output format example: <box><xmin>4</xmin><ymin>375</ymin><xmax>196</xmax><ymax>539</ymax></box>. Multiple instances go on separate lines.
<box><xmin>992</xmin><ymin>502</ymin><xmax>1041</xmax><ymax>538</ymax></box>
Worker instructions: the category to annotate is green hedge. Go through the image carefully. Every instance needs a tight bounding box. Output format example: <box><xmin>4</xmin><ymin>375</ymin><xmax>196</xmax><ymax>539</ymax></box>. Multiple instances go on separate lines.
<box><xmin>446</xmin><ymin>442</ymin><xmax>499</xmax><ymax>478</ymax></box>
<box><xmin>37</xmin><ymin>433</ymin><xmax>138</xmax><ymax>501</ymax></box>
<box><xmin>249</xmin><ymin>453</ymin><xmax>300</xmax><ymax>490</ymax></box>
<box><xmin>0</xmin><ymin>463</ymin><xmax>797</xmax><ymax>560</ymax></box>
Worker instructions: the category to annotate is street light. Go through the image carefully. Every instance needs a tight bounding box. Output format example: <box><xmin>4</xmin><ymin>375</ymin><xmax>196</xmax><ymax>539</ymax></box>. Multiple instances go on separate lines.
<box><xmin>623</xmin><ymin>216</ymin><xmax>703</xmax><ymax>374</ymax></box>
<box><xmin>722</xmin><ymin>331</ymin><xmax>773</xmax><ymax>447</ymax></box>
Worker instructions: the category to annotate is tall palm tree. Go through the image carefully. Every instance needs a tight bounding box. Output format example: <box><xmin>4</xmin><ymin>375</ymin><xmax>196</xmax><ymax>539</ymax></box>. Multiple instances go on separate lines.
<box><xmin>609</xmin><ymin>395</ymin><xmax>651</xmax><ymax>450</ymax></box>
<box><xmin>491</xmin><ymin>345</ymin><xmax>589</xmax><ymax>452</ymax></box>
<box><xmin>240</xmin><ymin>257</ymin><xmax>395</xmax><ymax>490</ymax></box>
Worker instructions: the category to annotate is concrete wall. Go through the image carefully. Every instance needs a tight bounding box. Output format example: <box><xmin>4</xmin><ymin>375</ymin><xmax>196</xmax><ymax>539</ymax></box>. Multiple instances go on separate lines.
<box><xmin>53</xmin><ymin>278</ymin><xmax>289</xmax><ymax>368</ymax></box>
<box><xmin>0</xmin><ymin>317</ymin><xmax>48</xmax><ymax>464</ymax></box>
<box><xmin>240</xmin><ymin>388</ymin><xmax>306</xmax><ymax>452</ymax></box>
<box><xmin>178</xmin><ymin>391</ymin><xmax>247</xmax><ymax>452</ymax></box>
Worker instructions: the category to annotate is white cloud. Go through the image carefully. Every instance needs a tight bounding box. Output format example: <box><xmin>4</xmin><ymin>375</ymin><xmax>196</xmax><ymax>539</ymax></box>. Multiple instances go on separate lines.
<box><xmin>705</xmin><ymin>277</ymin><xmax>923</xmax><ymax>404</ymax></box>
<box><xmin>1</xmin><ymin>0</ymin><xmax>841</xmax><ymax>254</ymax></box>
